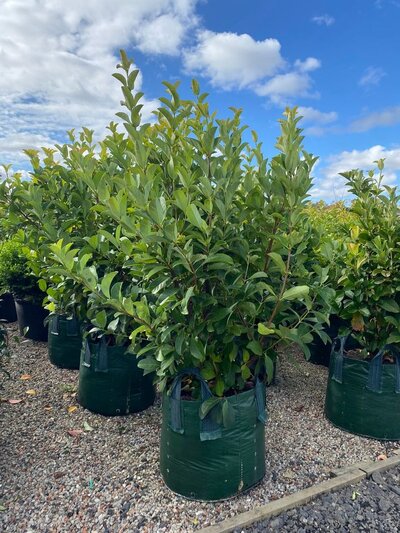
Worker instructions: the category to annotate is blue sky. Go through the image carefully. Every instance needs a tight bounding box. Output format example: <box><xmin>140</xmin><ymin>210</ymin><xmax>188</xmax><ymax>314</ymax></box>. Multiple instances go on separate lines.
<box><xmin>1</xmin><ymin>0</ymin><xmax>400</xmax><ymax>200</ymax></box>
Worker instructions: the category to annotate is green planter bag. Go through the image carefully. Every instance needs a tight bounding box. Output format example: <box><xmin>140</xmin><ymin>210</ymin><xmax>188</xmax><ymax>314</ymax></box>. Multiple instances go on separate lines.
<box><xmin>78</xmin><ymin>338</ymin><xmax>155</xmax><ymax>416</ymax></box>
<box><xmin>160</xmin><ymin>369</ymin><xmax>266</xmax><ymax>501</ymax></box>
<box><xmin>325</xmin><ymin>337</ymin><xmax>400</xmax><ymax>440</ymax></box>
<box><xmin>48</xmin><ymin>315</ymin><xmax>82</xmax><ymax>370</ymax></box>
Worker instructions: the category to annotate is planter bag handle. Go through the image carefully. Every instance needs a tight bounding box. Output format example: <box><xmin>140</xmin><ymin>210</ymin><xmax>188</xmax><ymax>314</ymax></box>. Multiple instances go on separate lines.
<box><xmin>95</xmin><ymin>338</ymin><xmax>109</xmax><ymax>373</ymax></box>
<box><xmin>50</xmin><ymin>315</ymin><xmax>79</xmax><ymax>337</ymax></box>
<box><xmin>82</xmin><ymin>338</ymin><xmax>91</xmax><ymax>368</ymax></box>
<box><xmin>331</xmin><ymin>335</ymin><xmax>348</xmax><ymax>384</ymax></box>
<box><xmin>50</xmin><ymin>314</ymin><xmax>60</xmax><ymax>335</ymax></box>
<box><xmin>255</xmin><ymin>377</ymin><xmax>267</xmax><ymax>424</ymax></box>
<box><xmin>168</xmin><ymin>367</ymin><xmax>222</xmax><ymax>441</ymax></box>
<box><xmin>367</xmin><ymin>345</ymin><xmax>400</xmax><ymax>394</ymax></box>
<box><xmin>81</xmin><ymin>338</ymin><xmax>109</xmax><ymax>372</ymax></box>
<box><xmin>66</xmin><ymin>317</ymin><xmax>80</xmax><ymax>337</ymax></box>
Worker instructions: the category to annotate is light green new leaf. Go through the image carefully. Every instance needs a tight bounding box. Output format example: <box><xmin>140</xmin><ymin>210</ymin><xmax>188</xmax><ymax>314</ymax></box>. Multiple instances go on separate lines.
<box><xmin>268</xmin><ymin>252</ymin><xmax>286</xmax><ymax>275</ymax></box>
<box><xmin>100</xmin><ymin>271</ymin><xmax>117</xmax><ymax>299</ymax></box>
<box><xmin>181</xmin><ymin>286</ymin><xmax>195</xmax><ymax>315</ymax></box>
<box><xmin>186</xmin><ymin>204</ymin><xmax>208</xmax><ymax>232</ymax></box>
<box><xmin>281</xmin><ymin>285</ymin><xmax>310</xmax><ymax>301</ymax></box>
<box><xmin>258</xmin><ymin>324</ymin><xmax>275</xmax><ymax>336</ymax></box>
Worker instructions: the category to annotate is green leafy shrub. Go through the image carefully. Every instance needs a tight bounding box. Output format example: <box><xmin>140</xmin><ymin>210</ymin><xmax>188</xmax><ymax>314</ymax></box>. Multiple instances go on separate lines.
<box><xmin>305</xmin><ymin>200</ymin><xmax>358</xmax><ymax>239</ymax></box>
<box><xmin>0</xmin><ymin>132</ymin><xmax>119</xmax><ymax>320</ymax></box>
<box><xmin>50</xmin><ymin>52</ymin><xmax>334</xmax><ymax>397</ymax></box>
<box><xmin>337</xmin><ymin>160</ymin><xmax>400</xmax><ymax>356</ymax></box>
<box><xmin>0</xmin><ymin>238</ymin><xmax>43</xmax><ymax>303</ymax></box>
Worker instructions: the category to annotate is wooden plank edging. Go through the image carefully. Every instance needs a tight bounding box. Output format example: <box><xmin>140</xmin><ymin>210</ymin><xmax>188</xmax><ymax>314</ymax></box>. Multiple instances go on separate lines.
<box><xmin>198</xmin><ymin>449</ymin><xmax>400</xmax><ymax>533</ymax></box>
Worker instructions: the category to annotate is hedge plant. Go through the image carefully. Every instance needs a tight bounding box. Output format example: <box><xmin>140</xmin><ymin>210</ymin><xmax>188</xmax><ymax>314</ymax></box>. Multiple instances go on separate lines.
<box><xmin>336</xmin><ymin>161</ymin><xmax>400</xmax><ymax>356</ymax></box>
<box><xmin>0</xmin><ymin>131</ymin><xmax>124</xmax><ymax>322</ymax></box>
<box><xmin>0</xmin><ymin>237</ymin><xmax>44</xmax><ymax>303</ymax></box>
<box><xmin>49</xmin><ymin>51</ymin><xmax>334</xmax><ymax>398</ymax></box>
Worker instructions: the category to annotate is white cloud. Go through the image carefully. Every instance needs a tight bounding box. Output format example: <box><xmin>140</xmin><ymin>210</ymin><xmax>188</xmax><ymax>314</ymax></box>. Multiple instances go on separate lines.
<box><xmin>350</xmin><ymin>106</ymin><xmax>400</xmax><ymax>132</ymax></box>
<box><xmin>297</xmin><ymin>106</ymin><xmax>338</xmax><ymax>136</ymax></box>
<box><xmin>183</xmin><ymin>31</ymin><xmax>284</xmax><ymax>89</ymax></box>
<box><xmin>297</xmin><ymin>107</ymin><xmax>337</xmax><ymax>124</ymax></box>
<box><xmin>0</xmin><ymin>133</ymin><xmax>57</xmax><ymax>165</ymax></box>
<box><xmin>0</xmin><ymin>0</ymin><xmax>198</xmax><ymax>165</ymax></box>
<box><xmin>294</xmin><ymin>57</ymin><xmax>321</xmax><ymax>72</ymax></box>
<box><xmin>183</xmin><ymin>32</ymin><xmax>321</xmax><ymax>107</ymax></box>
<box><xmin>312</xmin><ymin>145</ymin><xmax>400</xmax><ymax>200</ymax></box>
<box><xmin>255</xmin><ymin>72</ymin><xmax>312</xmax><ymax>102</ymax></box>
<box><xmin>359</xmin><ymin>66</ymin><xmax>386</xmax><ymax>87</ymax></box>
<box><xmin>311</xmin><ymin>14</ymin><xmax>335</xmax><ymax>26</ymax></box>
<box><xmin>255</xmin><ymin>58</ymin><xmax>321</xmax><ymax>105</ymax></box>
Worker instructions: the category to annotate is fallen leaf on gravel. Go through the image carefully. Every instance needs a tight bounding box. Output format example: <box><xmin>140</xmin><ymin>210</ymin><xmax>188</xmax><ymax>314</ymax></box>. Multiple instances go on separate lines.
<box><xmin>8</xmin><ymin>399</ymin><xmax>23</xmax><ymax>404</ymax></box>
<box><xmin>282</xmin><ymin>469</ymin><xmax>295</xmax><ymax>480</ymax></box>
<box><xmin>20</xmin><ymin>374</ymin><xmax>32</xmax><ymax>380</ymax></box>
<box><xmin>0</xmin><ymin>503</ymin><xmax>6</xmax><ymax>512</ymax></box>
<box><xmin>26</xmin><ymin>389</ymin><xmax>36</xmax><ymax>395</ymax></box>
<box><xmin>67</xmin><ymin>429</ymin><xmax>83</xmax><ymax>437</ymax></box>
<box><xmin>67</xmin><ymin>406</ymin><xmax>78</xmax><ymax>413</ymax></box>
<box><xmin>377</xmin><ymin>454</ymin><xmax>387</xmax><ymax>461</ymax></box>
<box><xmin>54</xmin><ymin>471</ymin><xmax>66</xmax><ymax>479</ymax></box>
<box><xmin>83</xmin><ymin>421</ymin><xmax>94</xmax><ymax>431</ymax></box>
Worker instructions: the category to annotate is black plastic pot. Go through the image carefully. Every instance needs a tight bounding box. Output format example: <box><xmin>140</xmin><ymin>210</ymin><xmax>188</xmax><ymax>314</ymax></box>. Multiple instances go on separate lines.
<box><xmin>15</xmin><ymin>299</ymin><xmax>48</xmax><ymax>341</ymax></box>
<box><xmin>160</xmin><ymin>368</ymin><xmax>266</xmax><ymax>501</ymax></box>
<box><xmin>48</xmin><ymin>314</ymin><xmax>82</xmax><ymax>369</ymax></box>
<box><xmin>325</xmin><ymin>337</ymin><xmax>400</xmax><ymax>440</ymax></box>
<box><xmin>0</xmin><ymin>292</ymin><xmax>17</xmax><ymax>322</ymax></box>
<box><xmin>78</xmin><ymin>338</ymin><xmax>155</xmax><ymax>416</ymax></box>
<box><xmin>309</xmin><ymin>316</ymin><xmax>351</xmax><ymax>367</ymax></box>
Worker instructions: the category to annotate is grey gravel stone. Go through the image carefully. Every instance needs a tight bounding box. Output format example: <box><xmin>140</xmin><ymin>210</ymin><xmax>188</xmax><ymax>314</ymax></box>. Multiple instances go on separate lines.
<box><xmin>1</xmin><ymin>324</ymin><xmax>399</xmax><ymax>532</ymax></box>
<box><xmin>246</xmin><ymin>465</ymin><xmax>400</xmax><ymax>532</ymax></box>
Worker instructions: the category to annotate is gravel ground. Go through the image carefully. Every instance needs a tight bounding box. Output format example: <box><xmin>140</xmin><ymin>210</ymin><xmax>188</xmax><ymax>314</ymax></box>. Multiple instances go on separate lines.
<box><xmin>245</xmin><ymin>466</ymin><xmax>400</xmax><ymax>532</ymax></box>
<box><xmin>0</xmin><ymin>322</ymin><xmax>399</xmax><ymax>533</ymax></box>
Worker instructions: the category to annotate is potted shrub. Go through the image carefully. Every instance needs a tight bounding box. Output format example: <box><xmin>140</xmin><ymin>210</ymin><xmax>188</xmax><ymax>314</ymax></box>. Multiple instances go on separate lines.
<box><xmin>45</xmin><ymin>278</ymin><xmax>84</xmax><ymax>370</ymax></box>
<box><xmin>325</xmin><ymin>161</ymin><xmax>400</xmax><ymax>440</ymax></box>
<box><xmin>304</xmin><ymin>202</ymin><xmax>358</xmax><ymax>366</ymax></box>
<box><xmin>49</xmin><ymin>236</ymin><xmax>156</xmax><ymax>416</ymax></box>
<box><xmin>0</xmin><ymin>238</ymin><xmax>48</xmax><ymax>341</ymax></box>
<box><xmin>57</xmin><ymin>52</ymin><xmax>332</xmax><ymax>500</ymax></box>
<box><xmin>0</xmin><ymin>139</ymin><xmax>113</xmax><ymax>368</ymax></box>
<box><xmin>0</xmin><ymin>262</ymin><xmax>17</xmax><ymax>323</ymax></box>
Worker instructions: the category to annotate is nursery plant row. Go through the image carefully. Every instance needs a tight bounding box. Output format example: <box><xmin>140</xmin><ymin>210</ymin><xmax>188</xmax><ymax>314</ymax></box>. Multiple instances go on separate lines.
<box><xmin>1</xmin><ymin>50</ymin><xmax>399</xmax><ymax>502</ymax></box>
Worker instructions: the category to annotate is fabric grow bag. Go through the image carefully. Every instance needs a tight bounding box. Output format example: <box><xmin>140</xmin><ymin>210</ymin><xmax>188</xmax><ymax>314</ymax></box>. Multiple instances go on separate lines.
<box><xmin>0</xmin><ymin>292</ymin><xmax>17</xmax><ymax>322</ymax></box>
<box><xmin>325</xmin><ymin>337</ymin><xmax>400</xmax><ymax>440</ymax></box>
<box><xmin>160</xmin><ymin>368</ymin><xmax>267</xmax><ymax>501</ymax></box>
<box><xmin>78</xmin><ymin>338</ymin><xmax>155</xmax><ymax>416</ymax></box>
<box><xmin>15</xmin><ymin>299</ymin><xmax>48</xmax><ymax>341</ymax></box>
<box><xmin>48</xmin><ymin>315</ymin><xmax>82</xmax><ymax>369</ymax></box>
